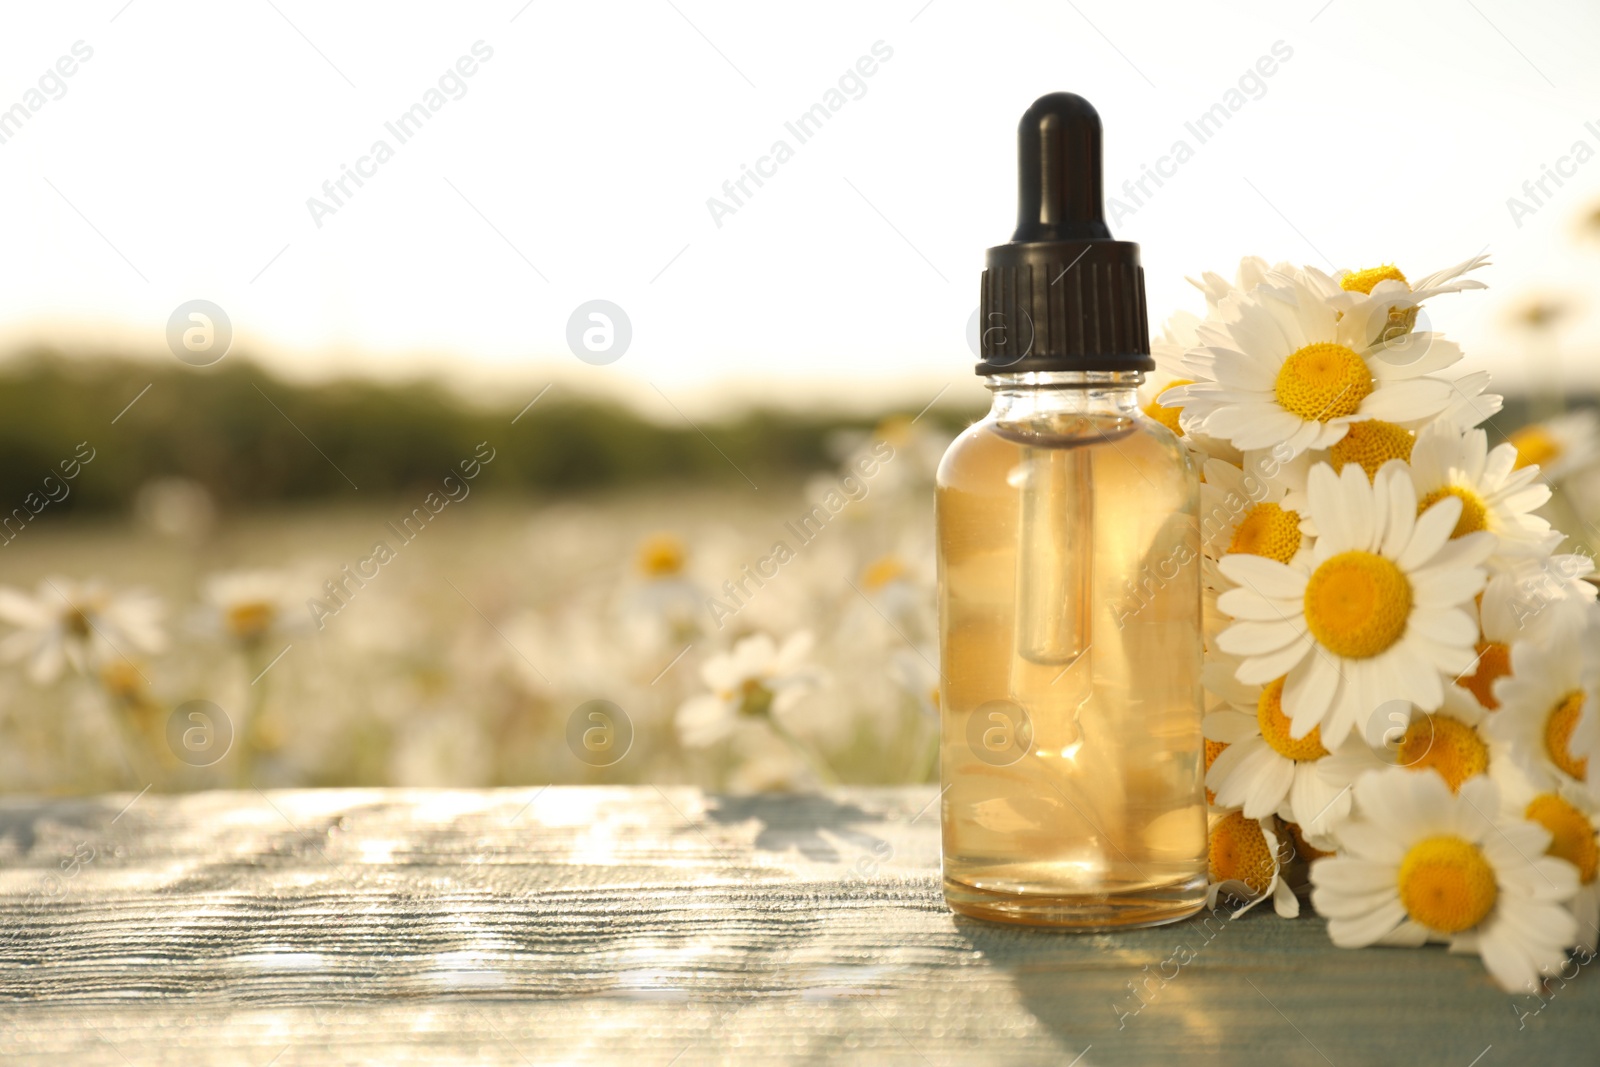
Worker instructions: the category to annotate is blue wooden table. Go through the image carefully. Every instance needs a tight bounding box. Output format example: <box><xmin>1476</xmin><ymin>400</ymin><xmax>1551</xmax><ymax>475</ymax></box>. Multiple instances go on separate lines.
<box><xmin>0</xmin><ymin>787</ymin><xmax>1593</xmax><ymax>1064</ymax></box>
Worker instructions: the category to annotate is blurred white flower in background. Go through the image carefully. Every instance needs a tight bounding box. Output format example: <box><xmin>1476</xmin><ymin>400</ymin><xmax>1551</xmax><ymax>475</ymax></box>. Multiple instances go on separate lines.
<box><xmin>200</xmin><ymin>569</ymin><xmax>306</xmax><ymax>651</ymax></box>
<box><xmin>676</xmin><ymin>632</ymin><xmax>818</xmax><ymax>749</ymax></box>
<box><xmin>0</xmin><ymin>578</ymin><xmax>166</xmax><ymax>685</ymax></box>
<box><xmin>618</xmin><ymin>532</ymin><xmax>706</xmax><ymax>655</ymax></box>
<box><xmin>844</xmin><ymin>549</ymin><xmax>934</xmax><ymax>648</ymax></box>
<box><xmin>1507</xmin><ymin>408</ymin><xmax>1600</xmax><ymax>482</ymax></box>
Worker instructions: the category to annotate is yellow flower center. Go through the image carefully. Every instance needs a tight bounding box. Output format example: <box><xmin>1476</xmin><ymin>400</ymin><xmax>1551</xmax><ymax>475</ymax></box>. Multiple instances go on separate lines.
<box><xmin>1461</xmin><ymin>641</ymin><xmax>1510</xmax><ymax>710</ymax></box>
<box><xmin>1209</xmin><ymin>810</ymin><xmax>1275</xmax><ymax>893</ymax></box>
<box><xmin>1329</xmin><ymin>420</ymin><xmax>1414</xmax><ymax>480</ymax></box>
<box><xmin>1397</xmin><ymin>835</ymin><xmax>1497</xmax><ymax>934</ymax></box>
<box><xmin>1398</xmin><ymin>714</ymin><xmax>1488</xmax><ymax>792</ymax></box>
<box><xmin>1274</xmin><ymin>343</ymin><xmax>1373</xmax><ymax>422</ymax></box>
<box><xmin>225</xmin><ymin>601</ymin><xmax>277</xmax><ymax>642</ymax></box>
<box><xmin>637</xmin><ymin>533</ymin><xmax>687</xmax><ymax>578</ymax></box>
<box><xmin>1227</xmin><ymin>503</ymin><xmax>1303</xmax><ymax>564</ymax></box>
<box><xmin>1525</xmin><ymin>794</ymin><xmax>1599</xmax><ymax>885</ymax></box>
<box><xmin>861</xmin><ymin>555</ymin><xmax>908</xmax><ymax>591</ymax></box>
<box><xmin>1204</xmin><ymin>738</ymin><xmax>1227</xmax><ymax>805</ymax></box>
<box><xmin>1142</xmin><ymin>379</ymin><xmax>1191</xmax><ymax>436</ymax></box>
<box><xmin>736</xmin><ymin>677</ymin><xmax>775</xmax><ymax>718</ymax></box>
<box><xmin>65</xmin><ymin>607</ymin><xmax>93</xmax><ymax>639</ymax></box>
<box><xmin>1341</xmin><ymin>265</ymin><xmax>1409</xmax><ymax>294</ymax></box>
<box><xmin>1508</xmin><ymin>427</ymin><xmax>1561</xmax><ymax>471</ymax></box>
<box><xmin>1257</xmin><ymin>677</ymin><xmax>1329</xmax><ymax>761</ymax></box>
<box><xmin>1546</xmin><ymin>691</ymin><xmax>1589</xmax><ymax>782</ymax></box>
<box><xmin>1303</xmin><ymin>551</ymin><xmax>1413</xmax><ymax>659</ymax></box>
<box><xmin>1417</xmin><ymin>486</ymin><xmax>1490</xmax><ymax>539</ymax></box>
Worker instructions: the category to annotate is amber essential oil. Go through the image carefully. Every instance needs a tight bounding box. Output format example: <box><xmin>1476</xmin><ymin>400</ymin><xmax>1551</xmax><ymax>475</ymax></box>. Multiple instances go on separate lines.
<box><xmin>937</xmin><ymin>93</ymin><xmax>1207</xmax><ymax>930</ymax></box>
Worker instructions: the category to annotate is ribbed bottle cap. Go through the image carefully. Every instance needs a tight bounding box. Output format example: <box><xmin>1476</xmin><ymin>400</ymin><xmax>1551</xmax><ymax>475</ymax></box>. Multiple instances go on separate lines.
<box><xmin>976</xmin><ymin>93</ymin><xmax>1153</xmax><ymax>375</ymax></box>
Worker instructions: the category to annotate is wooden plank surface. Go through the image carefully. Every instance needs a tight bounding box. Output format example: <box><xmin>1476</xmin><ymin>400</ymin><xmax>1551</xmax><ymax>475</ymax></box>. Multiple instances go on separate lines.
<box><xmin>0</xmin><ymin>787</ymin><xmax>1594</xmax><ymax>1065</ymax></box>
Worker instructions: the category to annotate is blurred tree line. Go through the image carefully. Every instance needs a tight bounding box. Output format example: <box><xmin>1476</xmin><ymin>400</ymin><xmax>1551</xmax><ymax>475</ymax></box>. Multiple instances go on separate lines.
<box><xmin>0</xmin><ymin>352</ymin><xmax>971</xmax><ymax>516</ymax></box>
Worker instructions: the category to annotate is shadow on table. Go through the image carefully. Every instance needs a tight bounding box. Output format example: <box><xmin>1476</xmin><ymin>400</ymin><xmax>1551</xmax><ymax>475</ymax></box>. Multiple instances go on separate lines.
<box><xmin>948</xmin><ymin>906</ymin><xmax>1269</xmax><ymax>1067</ymax></box>
<box><xmin>951</xmin><ymin>905</ymin><xmax>1600</xmax><ymax>1067</ymax></box>
<box><xmin>704</xmin><ymin>793</ymin><xmax>889</xmax><ymax>863</ymax></box>
<box><xmin>0</xmin><ymin>796</ymin><xmax>130</xmax><ymax>856</ymax></box>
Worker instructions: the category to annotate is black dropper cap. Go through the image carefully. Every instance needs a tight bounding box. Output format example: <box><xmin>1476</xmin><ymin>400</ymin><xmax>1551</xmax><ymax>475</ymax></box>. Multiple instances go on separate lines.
<box><xmin>976</xmin><ymin>93</ymin><xmax>1152</xmax><ymax>374</ymax></box>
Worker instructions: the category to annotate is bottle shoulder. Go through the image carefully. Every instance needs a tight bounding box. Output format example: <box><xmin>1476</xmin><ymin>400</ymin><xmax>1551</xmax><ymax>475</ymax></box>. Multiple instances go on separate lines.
<box><xmin>938</xmin><ymin>410</ymin><xmax>1196</xmax><ymax>493</ymax></box>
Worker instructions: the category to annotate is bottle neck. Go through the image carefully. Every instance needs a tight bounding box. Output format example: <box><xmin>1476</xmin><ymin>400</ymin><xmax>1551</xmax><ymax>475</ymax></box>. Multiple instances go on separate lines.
<box><xmin>985</xmin><ymin>370</ymin><xmax>1143</xmax><ymax>421</ymax></box>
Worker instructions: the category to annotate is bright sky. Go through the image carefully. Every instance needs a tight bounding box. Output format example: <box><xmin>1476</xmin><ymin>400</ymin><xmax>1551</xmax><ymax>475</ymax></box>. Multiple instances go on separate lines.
<box><xmin>2</xmin><ymin>0</ymin><xmax>1599</xmax><ymax>415</ymax></box>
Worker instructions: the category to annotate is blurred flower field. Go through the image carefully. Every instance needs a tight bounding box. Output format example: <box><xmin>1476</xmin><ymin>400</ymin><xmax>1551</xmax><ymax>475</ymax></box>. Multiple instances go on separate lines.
<box><xmin>0</xmin><ymin>417</ymin><xmax>953</xmax><ymax>795</ymax></box>
<box><xmin>1</xmin><ymin>354</ymin><xmax>1597</xmax><ymax>800</ymax></box>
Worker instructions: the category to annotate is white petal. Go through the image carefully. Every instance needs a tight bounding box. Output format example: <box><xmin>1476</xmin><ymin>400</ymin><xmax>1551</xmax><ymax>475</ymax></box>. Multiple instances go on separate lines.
<box><xmin>1218</xmin><ymin>553</ymin><xmax>1308</xmax><ymax>600</ymax></box>
<box><xmin>1203</xmin><ymin>710</ymin><xmax>1261</xmax><ymax>744</ymax></box>
<box><xmin>1234</xmin><ymin>630</ymin><xmax>1316</xmax><ymax>683</ymax></box>
<box><xmin>1326</xmin><ymin>897</ymin><xmax>1408</xmax><ymax>947</ymax></box>
<box><xmin>1397</xmin><ymin>495</ymin><xmax>1462</xmax><ymax>571</ymax></box>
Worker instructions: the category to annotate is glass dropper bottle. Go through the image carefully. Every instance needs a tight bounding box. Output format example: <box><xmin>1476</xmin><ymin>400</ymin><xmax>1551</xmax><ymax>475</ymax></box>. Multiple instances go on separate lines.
<box><xmin>936</xmin><ymin>92</ymin><xmax>1207</xmax><ymax>929</ymax></box>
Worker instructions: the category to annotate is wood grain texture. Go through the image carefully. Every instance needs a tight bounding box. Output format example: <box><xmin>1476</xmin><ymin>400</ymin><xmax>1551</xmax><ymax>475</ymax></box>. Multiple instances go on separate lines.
<box><xmin>0</xmin><ymin>786</ymin><xmax>1594</xmax><ymax>1065</ymax></box>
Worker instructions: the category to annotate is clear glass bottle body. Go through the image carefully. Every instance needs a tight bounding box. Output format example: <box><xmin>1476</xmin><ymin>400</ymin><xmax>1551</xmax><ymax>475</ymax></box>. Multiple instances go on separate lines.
<box><xmin>936</xmin><ymin>370</ymin><xmax>1207</xmax><ymax>929</ymax></box>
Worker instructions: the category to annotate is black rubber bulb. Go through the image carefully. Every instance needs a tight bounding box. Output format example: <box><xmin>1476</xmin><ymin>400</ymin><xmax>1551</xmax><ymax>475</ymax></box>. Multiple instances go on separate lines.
<box><xmin>976</xmin><ymin>92</ymin><xmax>1150</xmax><ymax>374</ymax></box>
<box><xmin>1012</xmin><ymin>92</ymin><xmax>1112</xmax><ymax>243</ymax></box>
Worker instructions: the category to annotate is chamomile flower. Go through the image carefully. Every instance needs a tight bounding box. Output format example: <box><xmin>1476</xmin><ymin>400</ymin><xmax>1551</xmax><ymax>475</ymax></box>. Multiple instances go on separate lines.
<box><xmin>1319</xmin><ymin>685</ymin><xmax>1491</xmax><ymax>806</ymax></box>
<box><xmin>201</xmin><ymin>570</ymin><xmax>304</xmax><ymax>651</ymax></box>
<box><xmin>1311</xmin><ymin>769</ymin><xmax>1577</xmax><ymax>992</ymax></box>
<box><xmin>1206</xmin><ymin>811</ymin><xmax>1299</xmax><ymax>918</ymax></box>
<box><xmin>1305</xmin><ymin>694</ymin><xmax>1491</xmax><ymax>857</ymax></box>
<box><xmin>1507</xmin><ymin>409</ymin><xmax>1600</xmax><ymax>481</ymax></box>
<box><xmin>1168</xmin><ymin>273</ymin><xmax>1465</xmax><ymax>457</ymax></box>
<box><xmin>1483</xmin><ymin>613</ymin><xmax>1600</xmax><ymax>803</ymax></box>
<box><xmin>1217</xmin><ymin>462</ymin><xmax>1493</xmax><ymax>748</ymax></box>
<box><xmin>1391</xmin><ymin>685</ymin><xmax>1493</xmax><ymax>791</ymax></box>
<box><xmin>0</xmin><ymin>578</ymin><xmax>166</xmax><ymax>685</ymax></box>
<box><xmin>1494</xmin><ymin>759</ymin><xmax>1600</xmax><ymax>953</ymax></box>
<box><xmin>1527</xmin><ymin>799</ymin><xmax>1600</xmax><ymax>956</ymax></box>
<box><xmin>1332</xmin><ymin>255</ymin><xmax>1490</xmax><ymax>348</ymax></box>
<box><xmin>622</xmin><ymin>532</ymin><xmax>704</xmax><ymax>652</ymax></box>
<box><xmin>1199</xmin><ymin>455</ymin><xmax>1304</xmax><ymax>564</ymax></box>
<box><xmin>1202</xmin><ymin>669</ymin><xmax>1369</xmax><ymax>840</ymax></box>
<box><xmin>675</xmin><ymin>632</ymin><xmax>819</xmax><ymax>748</ymax></box>
<box><xmin>856</xmin><ymin>552</ymin><xmax>932</xmax><ymax>640</ymax></box>
<box><xmin>1407</xmin><ymin>422</ymin><xmax>1556</xmax><ymax>562</ymax></box>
